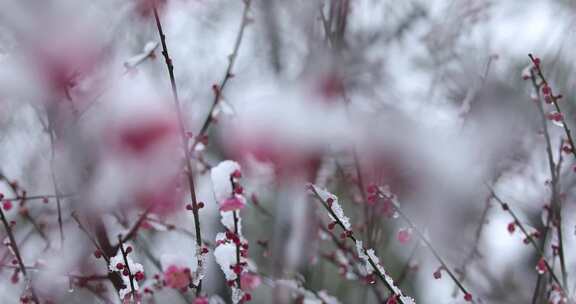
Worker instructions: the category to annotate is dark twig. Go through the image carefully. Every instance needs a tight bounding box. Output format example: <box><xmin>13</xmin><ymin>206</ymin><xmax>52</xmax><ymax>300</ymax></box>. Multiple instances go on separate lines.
<box><xmin>233</xmin><ymin>211</ymin><xmax>242</xmax><ymax>289</ymax></box>
<box><xmin>71</xmin><ymin>212</ymin><xmax>110</xmax><ymax>264</ymax></box>
<box><xmin>0</xmin><ymin>177</ymin><xmax>50</xmax><ymax>246</ymax></box>
<box><xmin>0</xmin><ymin>206</ymin><xmax>39</xmax><ymax>303</ymax></box>
<box><xmin>529</xmin><ymin>54</ymin><xmax>576</xmax><ymax>160</ymax></box>
<box><xmin>376</xmin><ymin>189</ymin><xmax>474</xmax><ymax>302</ymax></box>
<box><xmin>44</xmin><ymin>119</ymin><xmax>65</xmax><ymax>246</ymax></box>
<box><xmin>114</xmin><ymin>207</ymin><xmax>153</xmax><ymax>252</ymax></box>
<box><xmin>152</xmin><ymin>5</ymin><xmax>204</xmax><ymax>295</ymax></box>
<box><xmin>320</xmin><ymin>225</ymin><xmax>386</xmax><ymax>302</ymax></box>
<box><xmin>527</xmin><ymin>57</ymin><xmax>568</xmax><ymax>288</ymax></box>
<box><xmin>396</xmin><ymin>243</ymin><xmax>419</xmax><ymax>288</ymax></box>
<box><xmin>487</xmin><ymin>185</ymin><xmax>566</xmax><ymax>293</ymax></box>
<box><xmin>191</xmin><ymin>0</ymin><xmax>252</xmax><ymax>150</ymax></box>
<box><xmin>452</xmin><ymin>197</ymin><xmax>492</xmax><ymax>297</ymax></box>
<box><xmin>118</xmin><ymin>235</ymin><xmax>137</xmax><ymax>302</ymax></box>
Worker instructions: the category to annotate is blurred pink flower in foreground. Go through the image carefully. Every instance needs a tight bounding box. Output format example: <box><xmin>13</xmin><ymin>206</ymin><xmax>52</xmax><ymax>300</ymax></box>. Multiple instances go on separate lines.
<box><xmin>104</xmin><ymin>114</ymin><xmax>183</xmax><ymax>215</ymax></box>
<box><xmin>240</xmin><ymin>272</ymin><xmax>261</xmax><ymax>291</ymax></box>
<box><xmin>135</xmin><ymin>0</ymin><xmax>167</xmax><ymax>18</ymax></box>
<box><xmin>227</xmin><ymin>133</ymin><xmax>322</xmax><ymax>180</ymax></box>
<box><xmin>193</xmin><ymin>297</ymin><xmax>209</xmax><ymax>304</ymax></box>
<box><xmin>163</xmin><ymin>265</ymin><xmax>191</xmax><ymax>289</ymax></box>
<box><xmin>220</xmin><ymin>196</ymin><xmax>246</xmax><ymax>212</ymax></box>
<box><xmin>114</xmin><ymin>116</ymin><xmax>178</xmax><ymax>156</ymax></box>
<box><xmin>135</xmin><ymin>177</ymin><xmax>183</xmax><ymax>215</ymax></box>
<box><xmin>397</xmin><ymin>228</ymin><xmax>412</xmax><ymax>244</ymax></box>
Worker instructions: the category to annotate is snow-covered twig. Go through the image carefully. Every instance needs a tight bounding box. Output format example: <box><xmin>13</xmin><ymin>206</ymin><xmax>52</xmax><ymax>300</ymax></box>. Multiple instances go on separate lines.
<box><xmin>308</xmin><ymin>184</ymin><xmax>415</xmax><ymax>304</ymax></box>
<box><xmin>211</xmin><ymin>161</ymin><xmax>250</xmax><ymax>303</ymax></box>
<box><xmin>117</xmin><ymin>235</ymin><xmax>137</xmax><ymax>302</ymax></box>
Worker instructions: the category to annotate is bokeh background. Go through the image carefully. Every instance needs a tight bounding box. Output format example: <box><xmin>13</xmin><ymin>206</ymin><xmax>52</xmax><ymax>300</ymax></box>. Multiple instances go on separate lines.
<box><xmin>0</xmin><ymin>0</ymin><xmax>575</xmax><ymax>303</ymax></box>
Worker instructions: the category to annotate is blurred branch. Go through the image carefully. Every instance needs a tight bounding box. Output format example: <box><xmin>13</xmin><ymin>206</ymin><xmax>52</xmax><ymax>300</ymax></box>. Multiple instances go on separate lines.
<box><xmin>46</xmin><ymin>119</ymin><xmax>65</xmax><ymax>246</ymax></box>
<box><xmin>0</xmin><ymin>202</ymin><xmax>39</xmax><ymax>303</ymax></box>
<box><xmin>376</xmin><ymin>188</ymin><xmax>474</xmax><ymax>302</ymax></box>
<box><xmin>452</xmin><ymin>196</ymin><xmax>492</xmax><ymax>297</ymax></box>
<box><xmin>486</xmin><ymin>185</ymin><xmax>566</xmax><ymax>294</ymax></box>
<box><xmin>192</xmin><ymin>0</ymin><xmax>253</xmax><ymax>151</ymax></box>
<box><xmin>0</xmin><ymin>175</ymin><xmax>50</xmax><ymax>247</ymax></box>
<box><xmin>71</xmin><ymin>212</ymin><xmax>110</xmax><ymax>264</ymax></box>
<box><xmin>396</xmin><ymin>243</ymin><xmax>419</xmax><ymax>288</ymax></box>
<box><xmin>113</xmin><ymin>206</ymin><xmax>153</xmax><ymax>252</ymax></box>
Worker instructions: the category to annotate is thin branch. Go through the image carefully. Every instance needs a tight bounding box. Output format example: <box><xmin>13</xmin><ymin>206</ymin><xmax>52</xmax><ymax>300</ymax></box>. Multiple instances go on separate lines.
<box><xmin>118</xmin><ymin>235</ymin><xmax>137</xmax><ymax>303</ymax></box>
<box><xmin>233</xmin><ymin>210</ymin><xmax>242</xmax><ymax>289</ymax></box>
<box><xmin>0</xmin><ymin>206</ymin><xmax>39</xmax><ymax>303</ymax></box>
<box><xmin>376</xmin><ymin>189</ymin><xmax>474</xmax><ymax>302</ymax></box>
<box><xmin>0</xmin><ymin>227</ymin><xmax>35</xmax><ymax>276</ymax></box>
<box><xmin>452</xmin><ymin>197</ymin><xmax>492</xmax><ymax>297</ymax></box>
<box><xmin>47</xmin><ymin>125</ymin><xmax>64</xmax><ymax>246</ymax></box>
<box><xmin>486</xmin><ymin>185</ymin><xmax>566</xmax><ymax>293</ymax></box>
<box><xmin>320</xmin><ymin>225</ymin><xmax>386</xmax><ymax>302</ymax></box>
<box><xmin>527</xmin><ymin>57</ymin><xmax>568</xmax><ymax>288</ymax></box>
<box><xmin>1</xmin><ymin>194</ymin><xmax>73</xmax><ymax>203</ymax></box>
<box><xmin>191</xmin><ymin>0</ymin><xmax>252</xmax><ymax>150</ymax></box>
<box><xmin>71</xmin><ymin>212</ymin><xmax>110</xmax><ymax>264</ymax></box>
<box><xmin>33</xmin><ymin>103</ymin><xmax>69</xmax><ymax>247</ymax></box>
<box><xmin>152</xmin><ymin>4</ymin><xmax>205</xmax><ymax>295</ymax></box>
<box><xmin>318</xmin><ymin>2</ymin><xmax>335</xmax><ymax>47</ymax></box>
<box><xmin>396</xmin><ymin>243</ymin><xmax>419</xmax><ymax>288</ymax></box>
<box><xmin>114</xmin><ymin>207</ymin><xmax>153</xmax><ymax>251</ymax></box>
<box><xmin>0</xmin><ymin>177</ymin><xmax>50</xmax><ymax>246</ymax></box>
<box><xmin>531</xmin><ymin>121</ymin><xmax>566</xmax><ymax>303</ymax></box>
<box><xmin>529</xmin><ymin>54</ymin><xmax>576</xmax><ymax>160</ymax></box>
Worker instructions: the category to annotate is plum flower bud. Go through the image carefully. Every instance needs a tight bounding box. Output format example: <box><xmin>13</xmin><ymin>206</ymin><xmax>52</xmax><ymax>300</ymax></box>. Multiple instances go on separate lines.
<box><xmin>547</xmin><ymin>112</ymin><xmax>563</xmax><ymax>122</ymax></box>
<box><xmin>232</xmin><ymin>169</ymin><xmax>242</xmax><ymax>179</ymax></box>
<box><xmin>134</xmin><ymin>271</ymin><xmax>145</xmax><ymax>281</ymax></box>
<box><xmin>397</xmin><ymin>228</ymin><xmax>412</xmax><ymax>244</ymax></box>
<box><xmin>536</xmin><ymin>258</ymin><xmax>547</xmax><ymax>275</ymax></box>
<box><xmin>507</xmin><ymin>222</ymin><xmax>516</xmax><ymax>234</ymax></box>
<box><xmin>366</xmin><ymin>184</ymin><xmax>378</xmax><ymax>194</ymax></box>
<box><xmin>2</xmin><ymin>200</ymin><xmax>12</xmax><ymax>211</ymax></box>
